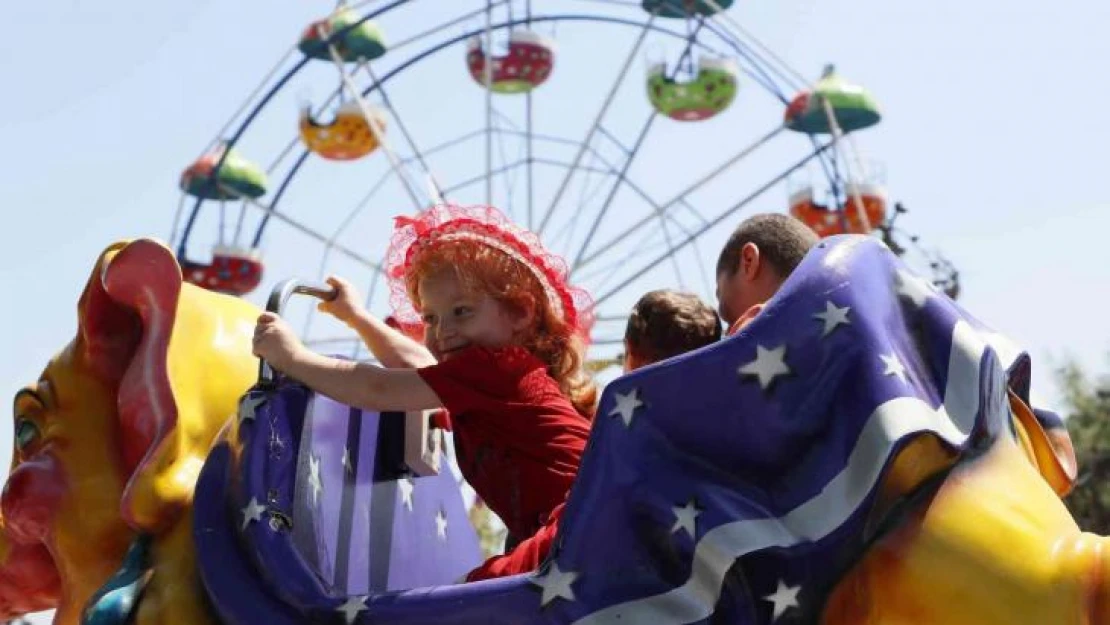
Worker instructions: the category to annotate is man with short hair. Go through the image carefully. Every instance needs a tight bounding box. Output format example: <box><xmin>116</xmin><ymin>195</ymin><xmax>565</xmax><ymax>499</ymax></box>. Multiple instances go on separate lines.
<box><xmin>715</xmin><ymin>213</ymin><xmax>818</xmax><ymax>335</ymax></box>
<box><xmin>623</xmin><ymin>290</ymin><xmax>722</xmax><ymax>372</ymax></box>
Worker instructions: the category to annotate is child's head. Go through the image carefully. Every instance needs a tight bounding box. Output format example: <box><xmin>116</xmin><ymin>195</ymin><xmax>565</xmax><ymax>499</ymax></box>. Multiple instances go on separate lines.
<box><xmin>623</xmin><ymin>290</ymin><xmax>721</xmax><ymax>372</ymax></box>
<box><xmin>386</xmin><ymin>204</ymin><xmax>597</xmax><ymax>416</ymax></box>
<box><xmin>715</xmin><ymin>213</ymin><xmax>817</xmax><ymax>327</ymax></box>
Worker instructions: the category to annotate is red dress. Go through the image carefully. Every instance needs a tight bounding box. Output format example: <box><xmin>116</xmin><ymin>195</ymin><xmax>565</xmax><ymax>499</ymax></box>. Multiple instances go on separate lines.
<box><xmin>418</xmin><ymin>346</ymin><xmax>590</xmax><ymax>581</ymax></box>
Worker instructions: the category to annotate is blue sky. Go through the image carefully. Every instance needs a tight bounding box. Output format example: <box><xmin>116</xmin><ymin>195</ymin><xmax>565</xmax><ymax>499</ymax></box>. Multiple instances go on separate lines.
<box><xmin>2</xmin><ymin>0</ymin><xmax>1109</xmax><ymax>619</ymax></box>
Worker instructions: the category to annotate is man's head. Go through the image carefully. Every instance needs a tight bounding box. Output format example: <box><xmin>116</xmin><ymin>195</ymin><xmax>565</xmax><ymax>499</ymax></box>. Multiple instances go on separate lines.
<box><xmin>623</xmin><ymin>290</ymin><xmax>722</xmax><ymax>372</ymax></box>
<box><xmin>715</xmin><ymin>213</ymin><xmax>818</xmax><ymax>327</ymax></box>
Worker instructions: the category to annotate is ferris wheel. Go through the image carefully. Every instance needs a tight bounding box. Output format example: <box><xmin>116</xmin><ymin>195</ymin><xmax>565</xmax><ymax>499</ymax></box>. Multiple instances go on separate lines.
<box><xmin>167</xmin><ymin>0</ymin><xmax>943</xmax><ymax>364</ymax></box>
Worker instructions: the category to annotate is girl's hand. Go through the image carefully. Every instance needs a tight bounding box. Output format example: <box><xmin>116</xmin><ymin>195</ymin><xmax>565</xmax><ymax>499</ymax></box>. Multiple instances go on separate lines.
<box><xmin>252</xmin><ymin>312</ymin><xmax>306</xmax><ymax>372</ymax></box>
<box><xmin>317</xmin><ymin>276</ymin><xmax>366</xmax><ymax>324</ymax></box>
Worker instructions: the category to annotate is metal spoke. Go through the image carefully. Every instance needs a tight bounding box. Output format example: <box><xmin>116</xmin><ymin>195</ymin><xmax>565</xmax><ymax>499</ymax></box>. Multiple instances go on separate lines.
<box><xmin>690</xmin><ymin>236</ymin><xmax>714</xmax><ymax>300</ymax></box>
<box><xmin>491</xmin><ymin>111</ymin><xmax>517</xmax><ymax>215</ymax></box>
<box><xmin>526</xmin><ymin>0</ymin><xmax>536</xmax><ymax>228</ymax></box>
<box><xmin>582</xmin><ymin>228</ymin><xmax>674</xmax><ymax>294</ymax></box>
<box><xmin>525</xmin><ymin>101</ymin><xmax>535</xmax><ymax>226</ymax></box>
<box><xmin>536</xmin><ymin>12</ymin><xmax>657</xmax><ymax>236</ymax></box>
<box><xmin>553</xmin><ymin>150</ymin><xmax>612</xmax><ymax>250</ymax></box>
<box><xmin>591</xmin><ymin>142</ymin><xmax>831</xmax><ymax>308</ymax></box>
<box><xmin>657</xmin><ymin>210</ymin><xmax>685</xmax><ymax>289</ymax></box>
<box><xmin>362</xmin><ymin>63</ymin><xmax>445</xmax><ymax>203</ymax></box>
<box><xmin>596</xmin><ymin>126</ymin><xmax>630</xmax><ymax>154</ymax></box>
<box><xmin>699</xmin><ymin>19</ymin><xmax>791</xmax><ymax>102</ymax></box>
<box><xmin>678</xmin><ymin>198</ymin><xmax>711</xmax><ymax>227</ymax></box>
<box><xmin>532</xmin><ymin>157</ymin><xmax>616</xmax><ymax>177</ymax></box>
<box><xmin>701</xmin><ymin>0</ymin><xmax>810</xmax><ymax>92</ymax></box>
<box><xmin>384</xmin><ymin>1</ymin><xmax>509</xmax><ymax>55</ymax></box>
<box><xmin>486</xmin><ymin>128</ymin><xmax>679</xmax><ymax>224</ymax></box>
<box><xmin>569</xmin><ymin>15</ymin><xmax>704</xmax><ymax>269</ymax></box>
<box><xmin>446</xmin><ymin>153</ymin><xmax>622</xmax><ymax>200</ymax></box>
<box><xmin>490</xmin><ymin>106</ymin><xmax>529</xmax><ymax>203</ymax></box>
<box><xmin>203</xmin><ymin>46</ymin><xmax>299</xmax><ymax>155</ymax></box>
<box><xmin>570</xmin><ymin>113</ymin><xmax>656</xmax><ymax>269</ymax></box>
<box><xmin>565</xmin><ymin>15</ymin><xmax>708</xmax><ymax>268</ymax></box>
<box><xmin>443</xmin><ymin>158</ymin><xmax>529</xmax><ymax>196</ymax></box>
<box><xmin>321</xmin><ymin>27</ymin><xmax>425</xmax><ymax>210</ymax></box>
<box><xmin>576</xmin><ymin>214</ymin><xmax>676</xmax><ymax>285</ymax></box>
<box><xmin>302</xmin><ymin>167</ymin><xmax>397</xmax><ymax>335</ymax></box>
<box><xmin>483</xmin><ymin>130</ymin><xmax>695</xmax><ymax>260</ymax></box>
<box><xmin>233</xmin><ymin>192</ymin><xmax>385</xmax><ymax>274</ymax></box>
<box><xmin>168</xmin><ymin>193</ymin><xmax>189</xmax><ymax>252</ymax></box>
<box><xmin>819</xmin><ymin>95</ymin><xmax>869</xmax><ymax>230</ymax></box>
<box><xmin>483</xmin><ymin>0</ymin><xmax>494</xmax><ymax>206</ymax></box>
<box><xmin>233</xmin><ymin>83</ymin><xmax>346</xmax><ymax>247</ymax></box>
<box><xmin>410</xmin><ymin>128</ymin><xmax>486</xmax><ymax>162</ymax></box>
<box><xmin>574</xmin><ymin>124</ymin><xmax>784</xmax><ymax>271</ymax></box>
<box><xmin>322</xmin><ymin>168</ymin><xmax>397</xmax><ymax>262</ymax></box>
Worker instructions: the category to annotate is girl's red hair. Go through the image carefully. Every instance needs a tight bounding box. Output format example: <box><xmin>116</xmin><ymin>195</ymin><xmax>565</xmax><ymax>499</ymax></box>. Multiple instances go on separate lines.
<box><xmin>385</xmin><ymin>204</ymin><xmax>597</xmax><ymax>418</ymax></box>
<box><xmin>405</xmin><ymin>241</ymin><xmax>597</xmax><ymax>418</ymax></box>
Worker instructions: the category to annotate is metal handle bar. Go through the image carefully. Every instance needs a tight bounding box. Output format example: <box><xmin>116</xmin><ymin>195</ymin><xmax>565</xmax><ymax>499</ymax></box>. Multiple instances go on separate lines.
<box><xmin>258</xmin><ymin>279</ymin><xmax>338</xmax><ymax>386</ymax></box>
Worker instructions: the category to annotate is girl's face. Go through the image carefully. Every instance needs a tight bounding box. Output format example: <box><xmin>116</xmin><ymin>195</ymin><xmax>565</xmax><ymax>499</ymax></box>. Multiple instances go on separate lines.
<box><xmin>417</xmin><ymin>270</ymin><xmax>531</xmax><ymax>361</ymax></box>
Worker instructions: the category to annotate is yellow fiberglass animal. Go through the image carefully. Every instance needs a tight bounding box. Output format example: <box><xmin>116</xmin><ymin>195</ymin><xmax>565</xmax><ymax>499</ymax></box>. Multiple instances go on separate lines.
<box><xmin>822</xmin><ymin>389</ymin><xmax>1105</xmax><ymax>625</ymax></box>
<box><xmin>0</xmin><ymin>239</ymin><xmax>258</xmax><ymax>625</ymax></box>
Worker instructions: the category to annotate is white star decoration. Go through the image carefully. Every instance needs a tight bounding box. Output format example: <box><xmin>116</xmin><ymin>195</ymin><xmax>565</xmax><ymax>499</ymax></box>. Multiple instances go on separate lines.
<box><xmin>763</xmin><ymin>579</ymin><xmax>801</xmax><ymax>621</ymax></box>
<box><xmin>895</xmin><ymin>269</ymin><xmax>934</xmax><ymax>308</ymax></box>
<box><xmin>240</xmin><ymin>496</ymin><xmax>266</xmax><ymax>531</ymax></box>
<box><xmin>880</xmin><ymin>353</ymin><xmax>908</xmax><ymax>384</ymax></box>
<box><xmin>530</xmin><ymin>563</ymin><xmax>579</xmax><ymax>607</ymax></box>
<box><xmin>336</xmin><ymin>595</ymin><xmax>368</xmax><ymax>625</ymax></box>
<box><xmin>670</xmin><ymin>500</ymin><xmax>700</xmax><ymax>537</ymax></box>
<box><xmin>738</xmin><ymin>345</ymin><xmax>791</xmax><ymax>391</ymax></box>
<box><xmin>813</xmin><ymin>301</ymin><xmax>851</xmax><ymax>337</ymax></box>
<box><xmin>238</xmin><ymin>393</ymin><xmax>267</xmax><ymax>422</ymax></box>
<box><xmin>398</xmin><ymin>477</ymin><xmax>415</xmax><ymax>512</ymax></box>
<box><xmin>308</xmin><ymin>455</ymin><xmax>323</xmax><ymax>507</ymax></box>
<box><xmin>608</xmin><ymin>389</ymin><xmax>644</xmax><ymax>427</ymax></box>
<box><xmin>434</xmin><ymin>509</ymin><xmax>448</xmax><ymax>541</ymax></box>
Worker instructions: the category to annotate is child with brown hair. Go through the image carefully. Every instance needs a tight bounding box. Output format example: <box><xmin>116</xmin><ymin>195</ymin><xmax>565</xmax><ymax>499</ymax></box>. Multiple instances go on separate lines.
<box><xmin>252</xmin><ymin>203</ymin><xmax>596</xmax><ymax>581</ymax></box>
<box><xmin>623</xmin><ymin>289</ymin><xmax>721</xmax><ymax>372</ymax></box>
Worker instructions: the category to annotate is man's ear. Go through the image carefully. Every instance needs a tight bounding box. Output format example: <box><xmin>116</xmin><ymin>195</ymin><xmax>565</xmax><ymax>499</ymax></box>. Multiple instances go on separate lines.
<box><xmin>739</xmin><ymin>242</ymin><xmax>762</xmax><ymax>282</ymax></box>
<box><xmin>732</xmin><ymin>303</ymin><xmax>766</xmax><ymax>334</ymax></box>
<box><xmin>622</xmin><ymin>340</ymin><xmax>643</xmax><ymax>373</ymax></box>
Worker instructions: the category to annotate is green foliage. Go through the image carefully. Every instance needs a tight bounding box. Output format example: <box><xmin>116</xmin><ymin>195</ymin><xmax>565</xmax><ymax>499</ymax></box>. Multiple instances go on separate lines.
<box><xmin>468</xmin><ymin>500</ymin><xmax>508</xmax><ymax>559</ymax></box>
<box><xmin>1060</xmin><ymin>357</ymin><xmax>1110</xmax><ymax>533</ymax></box>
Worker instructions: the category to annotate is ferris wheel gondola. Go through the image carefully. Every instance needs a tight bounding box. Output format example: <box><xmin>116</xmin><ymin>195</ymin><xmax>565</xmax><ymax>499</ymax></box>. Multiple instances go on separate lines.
<box><xmin>466</xmin><ymin>29</ymin><xmax>556</xmax><ymax>94</ymax></box>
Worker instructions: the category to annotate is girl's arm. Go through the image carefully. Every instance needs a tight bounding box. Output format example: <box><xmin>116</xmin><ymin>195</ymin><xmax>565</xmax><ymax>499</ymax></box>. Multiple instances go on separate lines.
<box><xmin>345</xmin><ymin>309</ymin><xmax>437</xmax><ymax>369</ymax></box>
<box><xmin>253</xmin><ymin>311</ymin><xmax>440</xmax><ymax>412</ymax></box>
<box><xmin>283</xmin><ymin>350</ymin><xmax>443</xmax><ymax>413</ymax></box>
<box><xmin>317</xmin><ymin>276</ymin><xmax>436</xmax><ymax>369</ymax></box>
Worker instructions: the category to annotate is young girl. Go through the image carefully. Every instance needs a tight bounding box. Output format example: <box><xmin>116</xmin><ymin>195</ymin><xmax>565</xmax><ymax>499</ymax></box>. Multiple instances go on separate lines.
<box><xmin>252</xmin><ymin>203</ymin><xmax>597</xmax><ymax>581</ymax></box>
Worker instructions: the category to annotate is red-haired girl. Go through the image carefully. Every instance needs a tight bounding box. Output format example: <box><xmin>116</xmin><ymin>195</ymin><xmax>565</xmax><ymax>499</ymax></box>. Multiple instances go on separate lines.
<box><xmin>252</xmin><ymin>203</ymin><xmax>596</xmax><ymax>581</ymax></box>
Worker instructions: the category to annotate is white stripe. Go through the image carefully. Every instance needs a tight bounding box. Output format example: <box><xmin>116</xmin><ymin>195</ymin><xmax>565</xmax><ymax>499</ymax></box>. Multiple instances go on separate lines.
<box><xmin>572</xmin><ymin>322</ymin><xmax>991</xmax><ymax>625</ymax></box>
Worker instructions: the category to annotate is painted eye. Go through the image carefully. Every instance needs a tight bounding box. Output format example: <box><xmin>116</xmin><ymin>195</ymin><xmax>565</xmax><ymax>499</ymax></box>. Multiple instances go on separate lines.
<box><xmin>14</xmin><ymin>418</ymin><xmax>40</xmax><ymax>451</ymax></box>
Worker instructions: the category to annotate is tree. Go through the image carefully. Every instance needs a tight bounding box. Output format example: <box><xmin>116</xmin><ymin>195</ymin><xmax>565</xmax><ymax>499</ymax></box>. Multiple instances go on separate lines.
<box><xmin>1059</xmin><ymin>357</ymin><xmax>1110</xmax><ymax>533</ymax></box>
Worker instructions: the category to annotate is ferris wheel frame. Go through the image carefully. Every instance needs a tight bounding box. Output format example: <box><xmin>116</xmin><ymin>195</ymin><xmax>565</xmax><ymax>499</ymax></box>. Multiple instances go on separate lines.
<box><xmin>169</xmin><ymin>0</ymin><xmax>874</xmax><ymax>351</ymax></box>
